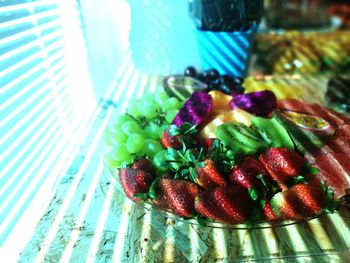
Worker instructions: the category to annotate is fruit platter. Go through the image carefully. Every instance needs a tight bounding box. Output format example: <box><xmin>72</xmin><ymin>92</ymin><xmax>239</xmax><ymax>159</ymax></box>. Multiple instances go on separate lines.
<box><xmin>105</xmin><ymin>67</ymin><xmax>350</xmax><ymax>228</ymax></box>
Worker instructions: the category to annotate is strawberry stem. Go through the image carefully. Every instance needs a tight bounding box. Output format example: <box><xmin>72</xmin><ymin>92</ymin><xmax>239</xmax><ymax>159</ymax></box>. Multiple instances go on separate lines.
<box><xmin>321</xmin><ymin>181</ymin><xmax>340</xmax><ymax>213</ymax></box>
<box><xmin>248</xmin><ymin>187</ymin><xmax>259</xmax><ymax>201</ymax></box>
<box><xmin>302</xmin><ymin>162</ymin><xmax>319</xmax><ymax>175</ymax></box>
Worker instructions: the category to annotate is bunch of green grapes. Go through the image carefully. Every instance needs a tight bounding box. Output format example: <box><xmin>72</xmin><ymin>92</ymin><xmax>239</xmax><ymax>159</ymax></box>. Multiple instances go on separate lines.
<box><xmin>105</xmin><ymin>91</ymin><xmax>183</xmax><ymax>168</ymax></box>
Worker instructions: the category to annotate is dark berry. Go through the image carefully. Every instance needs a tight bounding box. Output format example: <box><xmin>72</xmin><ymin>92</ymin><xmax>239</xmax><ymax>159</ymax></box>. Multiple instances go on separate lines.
<box><xmin>218</xmin><ymin>74</ymin><xmax>235</xmax><ymax>86</ymax></box>
<box><xmin>232</xmin><ymin>76</ymin><xmax>244</xmax><ymax>86</ymax></box>
<box><xmin>236</xmin><ymin>85</ymin><xmax>245</xmax><ymax>94</ymax></box>
<box><xmin>219</xmin><ymin>84</ymin><xmax>232</xmax><ymax>94</ymax></box>
<box><xmin>204</xmin><ymin>69</ymin><xmax>220</xmax><ymax>81</ymax></box>
<box><xmin>184</xmin><ymin>66</ymin><xmax>197</xmax><ymax>78</ymax></box>
<box><xmin>206</xmin><ymin>80</ymin><xmax>221</xmax><ymax>92</ymax></box>
<box><xmin>217</xmin><ymin>75</ymin><xmax>245</xmax><ymax>95</ymax></box>
<box><xmin>197</xmin><ymin>73</ymin><xmax>208</xmax><ymax>83</ymax></box>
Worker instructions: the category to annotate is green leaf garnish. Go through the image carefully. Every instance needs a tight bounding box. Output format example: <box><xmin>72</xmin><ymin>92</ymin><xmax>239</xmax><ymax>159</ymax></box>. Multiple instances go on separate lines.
<box><xmin>293</xmin><ymin>175</ymin><xmax>306</xmax><ymax>184</ymax></box>
<box><xmin>168</xmin><ymin>123</ymin><xmax>198</xmax><ymax>147</ymax></box>
<box><xmin>321</xmin><ymin>181</ymin><xmax>340</xmax><ymax>213</ymax></box>
<box><xmin>209</xmin><ymin>139</ymin><xmax>237</xmax><ymax>174</ymax></box>
<box><xmin>195</xmin><ymin>215</ymin><xmax>207</xmax><ymax>227</ymax></box>
<box><xmin>248</xmin><ymin>187</ymin><xmax>259</xmax><ymax>201</ymax></box>
<box><xmin>303</xmin><ymin>162</ymin><xmax>319</xmax><ymax>175</ymax></box>
<box><xmin>148</xmin><ymin>178</ymin><xmax>161</xmax><ymax>199</ymax></box>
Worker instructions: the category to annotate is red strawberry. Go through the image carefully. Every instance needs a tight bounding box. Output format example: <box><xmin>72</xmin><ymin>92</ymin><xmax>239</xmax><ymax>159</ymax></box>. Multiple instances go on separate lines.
<box><xmin>270</xmin><ymin>191</ymin><xmax>302</xmax><ymax>220</ymax></box>
<box><xmin>261</xmin><ymin>200</ymin><xmax>279</xmax><ymax>221</ymax></box>
<box><xmin>131</xmin><ymin>157</ymin><xmax>156</xmax><ymax>175</ymax></box>
<box><xmin>229</xmin><ymin>156</ymin><xmax>269</xmax><ymax>200</ymax></box>
<box><xmin>195</xmin><ymin>185</ymin><xmax>253</xmax><ymax>224</ymax></box>
<box><xmin>270</xmin><ymin>184</ymin><xmax>326</xmax><ymax>220</ymax></box>
<box><xmin>289</xmin><ymin>184</ymin><xmax>326</xmax><ymax>216</ymax></box>
<box><xmin>119</xmin><ymin>168</ymin><xmax>155</xmax><ymax>202</ymax></box>
<box><xmin>161</xmin><ymin>128</ymin><xmax>182</xmax><ymax>149</ymax></box>
<box><xmin>195</xmin><ymin>158</ymin><xmax>227</xmax><ymax>189</ymax></box>
<box><xmin>156</xmin><ymin>178</ymin><xmax>201</xmax><ymax>218</ymax></box>
<box><xmin>259</xmin><ymin>147</ymin><xmax>306</xmax><ymax>188</ymax></box>
<box><xmin>195</xmin><ymin>138</ymin><xmax>215</xmax><ymax>151</ymax></box>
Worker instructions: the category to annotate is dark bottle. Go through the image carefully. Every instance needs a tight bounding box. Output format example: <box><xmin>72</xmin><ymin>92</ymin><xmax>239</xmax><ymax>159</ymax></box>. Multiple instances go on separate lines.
<box><xmin>189</xmin><ymin>0</ymin><xmax>264</xmax><ymax>32</ymax></box>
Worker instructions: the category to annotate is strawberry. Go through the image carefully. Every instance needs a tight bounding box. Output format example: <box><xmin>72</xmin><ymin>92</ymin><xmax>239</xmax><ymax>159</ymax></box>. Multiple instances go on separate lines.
<box><xmin>229</xmin><ymin>156</ymin><xmax>270</xmax><ymax>200</ymax></box>
<box><xmin>161</xmin><ymin>128</ymin><xmax>182</xmax><ymax>149</ymax></box>
<box><xmin>259</xmin><ymin>147</ymin><xmax>306</xmax><ymax>188</ymax></box>
<box><xmin>131</xmin><ymin>157</ymin><xmax>156</xmax><ymax>175</ymax></box>
<box><xmin>195</xmin><ymin>138</ymin><xmax>215</xmax><ymax>151</ymax></box>
<box><xmin>289</xmin><ymin>184</ymin><xmax>326</xmax><ymax>216</ymax></box>
<box><xmin>119</xmin><ymin>168</ymin><xmax>155</xmax><ymax>202</ymax></box>
<box><xmin>156</xmin><ymin>178</ymin><xmax>201</xmax><ymax>218</ymax></box>
<box><xmin>270</xmin><ymin>191</ymin><xmax>302</xmax><ymax>220</ymax></box>
<box><xmin>161</xmin><ymin>123</ymin><xmax>198</xmax><ymax>149</ymax></box>
<box><xmin>261</xmin><ymin>200</ymin><xmax>279</xmax><ymax>221</ymax></box>
<box><xmin>195</xmin><ymin>186</ymin><xmax>253</xmax><ymax>224</ymax></box>
<box><xmin>270</xmin><ymin>184</ymin><xmax>326</xmax><ymax>220</ymax></box>
<box><xmin>195</xmin><ymin>158</ymin><xmax>227</xmax><ymax>189</ymax></box>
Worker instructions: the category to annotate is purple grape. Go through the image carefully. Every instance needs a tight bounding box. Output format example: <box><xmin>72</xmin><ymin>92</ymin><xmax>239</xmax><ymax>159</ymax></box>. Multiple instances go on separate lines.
<box><xmin>204</xmin><ymin>69</ymin><xmax>220</xmax><ymax>81</ymax></box>
<box><xmin>218</xmin><ymin>74</ymin><xmax>234</xmax><ymax>85</ymax></box>
<box><xmin>232</xmin><ymin>76</ymin><xmax>244</xmax><ymax>86</ymax></box>
<box><xmin>206</xmin><ymin>80</ymin><xmax>221</xmax><ymax>92</ymax></box>
<box><xmin>184</xmin><ymin>66</ymin><xmax>197</xmax><ymax>78</ymax></box>
<box><xmin>217</xmin><ymin>74</ymin><xmax>245</xmax><ymax>95</ymax></box>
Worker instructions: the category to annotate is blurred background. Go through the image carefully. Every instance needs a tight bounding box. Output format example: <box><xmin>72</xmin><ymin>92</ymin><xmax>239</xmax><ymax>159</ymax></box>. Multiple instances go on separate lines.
<box><xmin>1</xmin><ymin>0</ymin><xmax>350</xmax><ymax>261</ymax></box>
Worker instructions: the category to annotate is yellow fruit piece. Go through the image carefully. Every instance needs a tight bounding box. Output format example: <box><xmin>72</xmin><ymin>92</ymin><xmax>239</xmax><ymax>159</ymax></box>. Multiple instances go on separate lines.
<box><xmin>208</xmin><ymin>90</ymin><xmax>232</xmax><ymax>115</ymax></box>
<box><xmin>222</xmin><ymin>108</ymin><xmax>255</xmax><ymax>126</ymax></box>
<box><xmin>199</xmin><ymin>117</ymin><xmax>225</xmax><ymax>138</ymax></box>
<box><xmin>243</xmin><ymin>77</ymin><xmax>304</xmax><ymax>100</ymax></box>
<box><xmin>199</xmin><ymin>109</ymin><xmax>255</xmax><ymax>138</ymax></box>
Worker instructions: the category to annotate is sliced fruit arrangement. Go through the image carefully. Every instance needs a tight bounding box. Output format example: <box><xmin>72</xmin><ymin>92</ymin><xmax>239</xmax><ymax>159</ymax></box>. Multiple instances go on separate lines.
<box><xmin>105</xmin><ymin>68</ymin><xmax>349</xmax><ymax>226</ymax></box>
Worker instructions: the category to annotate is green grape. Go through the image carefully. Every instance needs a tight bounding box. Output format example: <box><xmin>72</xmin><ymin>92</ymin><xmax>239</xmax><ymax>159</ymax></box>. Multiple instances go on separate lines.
<box><xmin>154</xmin><ymin>91</ymin><xmax>169</xmax><ymax>105</ymax></box>
<box><xmin>126</xmin><ymin>133</ymin><xmax>145</xmax><ymax>153</ymax></box>
<box><xmin>105</xmin><ymin>153</ymin><xmax>123</xmax><ymax>167</ymax></box>
<box><xmin>127</xmin><ymin>100</ymin><xmax>142</xmax><ymax>117</ymax></box>
<box><xmin>144</xmin><ymin>124</ymin><xmax>162</xmax><ymax>140</ymax></box>
<box><xmin>121</xmin><ymin>121</ymin><xmax>141</xmax><ymax>135</ymax></box>
<box><xmin>153</xmin><ymin>150</ymin><xmax>169</xmax><ymax>172</ymax></box>
<box><xmin>162</xmin><ymin>97</ymin><xmax>181</xmax><ymax>111</ymax></box>
<box><xmin>112</xmin><ymin>116</ymin><xmax>133</xmax><ymax>131</ymax></box>
<box><xmin>111</xmin><ymin>144</ymin><xmax>131</xmax><ymax>162</ymax></box>
<box><xmin>165</xmin><ymin>109</ymin><xmax>178</xmax><ymax>123</ymax></box>
<box><xmin>114</xmin><ymin>114</ymin><xmax>133</xmax><ymax>128</ymax></box>
<box><xmin>143</xmin><ymin>139</ymin><xmax>163</xmax><ymax>158</ymax></box>
<box><xmin>143</xmin><ymin>101</ymin><xmax>158</xmax><ymax>119</ymax></box>
<box><xmin>105</xmin><ymin>128</ymin><xmax>128</xmax><ymax>145</ymax></box>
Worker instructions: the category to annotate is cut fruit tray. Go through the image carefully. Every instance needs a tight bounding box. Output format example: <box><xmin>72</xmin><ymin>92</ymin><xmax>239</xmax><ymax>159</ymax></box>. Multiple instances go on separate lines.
<box><xmin>105</xmin><ymin>71</ymin><xmax>349</xmax><ymax>229</ymax></box>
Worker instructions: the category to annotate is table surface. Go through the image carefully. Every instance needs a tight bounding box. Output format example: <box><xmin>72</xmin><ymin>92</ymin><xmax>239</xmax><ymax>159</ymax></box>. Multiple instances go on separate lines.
<box><xmin>14</xmin><ymin>65</ymin><xmax>350</xmax><ymax>263</ymax></box>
